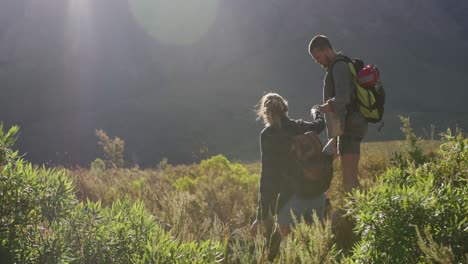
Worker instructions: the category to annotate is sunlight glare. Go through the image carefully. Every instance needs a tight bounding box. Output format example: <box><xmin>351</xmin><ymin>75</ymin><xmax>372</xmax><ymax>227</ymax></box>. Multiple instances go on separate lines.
<box><xmin>66</xmin><ymin>0</ymin><xmax>95</xmax><ymax>60</ymax></box>
<box><xmin>129</xmin><ymin>0</ymin><xmax>219</xmax><ymax>46</ymax></box>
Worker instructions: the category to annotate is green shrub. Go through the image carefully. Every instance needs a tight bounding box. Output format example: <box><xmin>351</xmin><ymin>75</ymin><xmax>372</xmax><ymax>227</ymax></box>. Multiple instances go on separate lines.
<box><xmin>173</xmin><ymin>175</ymin><xmax>197</xmax><ymax>192</ymax></box>
<box><xmin>0</xmin><ymin>124</ymin><xmax>19</xmax><ymax>166</ymax></box>
<box><xmin>157</xmin><ymin>157</ymin><xmax>169</xmax><ymax>170</ymax></box>
<box><xmin>95</xmin><ymin>129</ymin><xmax>125</xmax><ymax>168</ymax></box>
<box><xmin>54</xmin><ymin>198</ymin><xmax>223</xmax><ymax>263</ymax></box>
<box><xmin>90</xmin><ymin>158</ymin><xmax>106</xmax><ymax>172</ymax></box>
<box><xmin>346</xmin><ymin>129</ymin><xmax>467</xmax><ymax>263</ymax></box>
<box><xmin>390</xmin><ymin>116</ymin><xmax>429</xmax><ymax>168</ymax></box>
<box><xmin>0</xmin><ymin>125</ymin><xmax>225</xmax><ymax>263</ymax></box>
<box><xmin>416</xmin><ymin>227</ymin><xmax>458</xmax><ymax>264</ymax></box>
<box><xmin>0</xmin><ymin>126</ymin><xmax>76</xmax><ymax>263</ymax></box>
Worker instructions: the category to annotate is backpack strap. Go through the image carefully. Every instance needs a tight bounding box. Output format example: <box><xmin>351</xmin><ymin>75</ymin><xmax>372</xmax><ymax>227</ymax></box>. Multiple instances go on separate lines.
<box><xmin>329</xmin><ymin>56</ymin><xmax>353</xmax><ymax>72</ymax></box>
<box><xmin>328</xmin><ymin>56</ymin><xmax>359</xmax><ymax>113</ymax></box>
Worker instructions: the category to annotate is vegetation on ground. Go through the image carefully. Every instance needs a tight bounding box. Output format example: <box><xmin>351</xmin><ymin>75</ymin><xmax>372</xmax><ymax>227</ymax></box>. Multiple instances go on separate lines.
<box><xmin>0</xmin><ymin>118</ymin><xmax>466</xmax><ymax>263</ymax></box>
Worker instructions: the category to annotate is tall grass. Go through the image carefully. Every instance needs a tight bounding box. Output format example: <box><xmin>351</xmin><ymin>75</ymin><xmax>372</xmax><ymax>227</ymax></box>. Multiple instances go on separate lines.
<box><xmin>69</xmin><ymin>137</ymin><xmax>443</xmax><ymax>262</ymax></box>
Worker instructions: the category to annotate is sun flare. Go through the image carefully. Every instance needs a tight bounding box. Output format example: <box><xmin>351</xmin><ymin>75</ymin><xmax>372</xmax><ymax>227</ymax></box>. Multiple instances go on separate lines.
<box><xmin>129</xmin><ymin>0</ymin><xmax>219</xmax><ymax>46</ymax></box>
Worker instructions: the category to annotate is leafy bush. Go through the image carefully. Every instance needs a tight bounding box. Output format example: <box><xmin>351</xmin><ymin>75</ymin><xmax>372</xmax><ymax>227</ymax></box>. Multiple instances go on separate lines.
<box><xmin>95</xmin><ymin>129</ymin><xmax>125</xmax><ymax>168</ymax></box>
<box><xmin>346</xmin><ymin>129</ymin><xmax>467</xmax><ymax>263</ymax></box>
<box><xmin>390</xmin><ymin>116</ymin><xmax>428</xmax><ymax>168</ymax></box>
<box><xmin>0</xmin><ymin>124</ymin><xmax>19</xmax><ymax>166</ymax></box>
<box><xmin>0</xmin><ymin>125</ymin><xmax>225</xmax><ymax>263</ymax></box>
<box><xmin>0</xmin><ymin>126</ymin><xmax>76</xmax><ymax>263</ymax></box>
<box><xmin>90</xmin><ymin>158</ymin><xmax>106</xmax><ymax>172</ymax></box>
<box><xmin>55</xmin><ymin>198</ymin><xmax>223</xmax><ymax>264</ymax></box>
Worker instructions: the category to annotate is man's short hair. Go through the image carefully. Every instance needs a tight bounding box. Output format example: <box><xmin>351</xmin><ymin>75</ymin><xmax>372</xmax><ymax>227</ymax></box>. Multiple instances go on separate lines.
<box><xmin>308</xmin><ymin>35</ymin><xmax>333</xmax><ymax>54</ymax></box>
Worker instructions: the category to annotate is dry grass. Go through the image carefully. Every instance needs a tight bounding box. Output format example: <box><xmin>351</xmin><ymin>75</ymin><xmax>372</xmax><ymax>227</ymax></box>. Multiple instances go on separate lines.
<box><xmin>68</xmin><ymin>140</ymin><xmax>441</xmax><ymax>261</ymax></box>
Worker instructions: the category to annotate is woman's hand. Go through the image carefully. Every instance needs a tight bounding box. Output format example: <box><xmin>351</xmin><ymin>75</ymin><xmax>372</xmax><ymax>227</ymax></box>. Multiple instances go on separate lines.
<box><xmin>313</xmin><ymin>103</ymin><xmax>333</xmax><ymax>113</ymax></box>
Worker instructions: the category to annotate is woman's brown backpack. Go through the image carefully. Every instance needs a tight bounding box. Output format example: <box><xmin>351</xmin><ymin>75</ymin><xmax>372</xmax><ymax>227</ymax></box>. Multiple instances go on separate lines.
<box><xmin>289</xmin><ymin>132</ymin><xmax>333</xmax><ymax>197</ymax></box>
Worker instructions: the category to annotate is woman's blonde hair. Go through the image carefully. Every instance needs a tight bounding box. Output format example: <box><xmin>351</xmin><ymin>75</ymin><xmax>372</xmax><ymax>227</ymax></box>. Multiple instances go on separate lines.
<box><xmin>256</xmin><ymin>93</ymin><xmax>289</xmax><ymax>127</ymax></box>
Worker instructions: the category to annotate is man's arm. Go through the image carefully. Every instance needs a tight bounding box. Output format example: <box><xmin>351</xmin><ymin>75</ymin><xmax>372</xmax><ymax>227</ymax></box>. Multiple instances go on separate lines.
<box><xmin>328</xmin><ymin>61</ymin><xmax>354</xmax><ymax>125</ymax></box>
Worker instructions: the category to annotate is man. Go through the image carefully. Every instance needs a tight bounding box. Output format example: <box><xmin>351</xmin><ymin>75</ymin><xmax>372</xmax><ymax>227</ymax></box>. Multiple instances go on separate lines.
<box><xmin>309</xmin><ymin>35</ymin><xmax>368</xmax><ymax>192</ymax></box>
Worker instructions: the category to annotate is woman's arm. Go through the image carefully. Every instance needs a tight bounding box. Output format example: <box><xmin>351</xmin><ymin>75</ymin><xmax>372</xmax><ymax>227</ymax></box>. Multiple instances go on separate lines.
<box><xmin>294</xmin><ymin>110</ymin><xmax>326</xmax><ymax>135</ymax></box>
<box><xmin>256</xmin><ymin>130</ymin><xmax>280</xmax><ymax>221</ymax></box>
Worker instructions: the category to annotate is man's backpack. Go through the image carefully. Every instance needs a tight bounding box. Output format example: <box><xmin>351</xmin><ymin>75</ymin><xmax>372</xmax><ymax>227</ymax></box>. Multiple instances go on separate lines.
<box><xmin>331</xmin><ymin>56</ymin><xmax>386</xmax><ymax>124</ymax></box>
<box><xmin>289</xmin><ymin>132</ymin><xmax>333</xmax><ymax>197</ymax></box>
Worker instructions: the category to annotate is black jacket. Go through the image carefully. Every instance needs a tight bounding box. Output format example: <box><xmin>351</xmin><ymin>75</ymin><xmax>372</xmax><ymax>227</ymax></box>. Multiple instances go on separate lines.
<box><xmin>256</xmin><ymin>112</ymin><xmax>325</xmax><ymax>220</ymax></box>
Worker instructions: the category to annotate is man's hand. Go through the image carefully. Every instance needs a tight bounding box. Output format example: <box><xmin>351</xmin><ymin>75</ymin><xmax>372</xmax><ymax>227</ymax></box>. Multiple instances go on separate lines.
<box><xmin>313</xmin><ymin>103</ymin><xmax>333</xmax><ymax>113</ymax></box>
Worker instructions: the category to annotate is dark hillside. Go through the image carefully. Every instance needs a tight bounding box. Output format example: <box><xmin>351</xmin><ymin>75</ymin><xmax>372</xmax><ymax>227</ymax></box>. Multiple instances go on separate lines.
<box><xmin>0</xmin><ymin>0</ymin><xmax>467</xmax><ymax>166</ymax></box>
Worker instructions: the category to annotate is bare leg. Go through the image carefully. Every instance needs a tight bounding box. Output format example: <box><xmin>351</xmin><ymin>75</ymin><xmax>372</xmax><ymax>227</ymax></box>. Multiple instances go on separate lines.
<box><xmin>266</xmin><ymin>225</ymin><xmax>286</xmax><ymax>262</ymax></box>
<box><xmin>340</xmin><ymin>153</ymin><xmax>361</xmax><ymax>192</ymax></box>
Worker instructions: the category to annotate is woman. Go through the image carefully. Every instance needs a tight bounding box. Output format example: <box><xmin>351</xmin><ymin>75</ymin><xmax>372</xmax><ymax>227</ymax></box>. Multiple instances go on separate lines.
<box><xmin>251</xmin><ymin>93</ymin><xmax>326</xmax><ymax>237</ymax></box>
